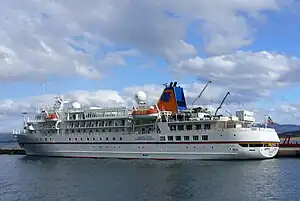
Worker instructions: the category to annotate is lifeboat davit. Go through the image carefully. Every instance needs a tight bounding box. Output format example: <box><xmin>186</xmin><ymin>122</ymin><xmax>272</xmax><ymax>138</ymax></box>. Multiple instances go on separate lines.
<box><xmin>132</xmin><ymin>106</ymin><xmax>159</xmax><ymax>118</ymax></box>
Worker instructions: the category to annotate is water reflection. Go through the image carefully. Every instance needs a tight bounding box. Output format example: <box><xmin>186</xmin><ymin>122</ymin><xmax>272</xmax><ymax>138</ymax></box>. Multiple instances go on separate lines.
<box><xmin>0</xmin><ymin>156</ymin><xmax>299</xmax><ymax>201</ymax></box>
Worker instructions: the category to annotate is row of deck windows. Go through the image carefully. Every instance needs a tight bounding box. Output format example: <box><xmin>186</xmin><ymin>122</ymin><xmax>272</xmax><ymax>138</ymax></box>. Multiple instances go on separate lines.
<box><xmin>169</xmin><ymin>124</ymin><xmax>211</xmax><ymax>131</ymax></box>
<box><xmin>239</xmin><ymin>143</ymin><xmax>278</xmax><ymax>147</ymax></box>
<box><xmin>42</xmin><ymin>128</ymin><xmax>127</xmax><ymax>134</ymax></box>
<box><xmin>69</xmin><ymin>137</ymin><xmax>123</xmax><ymax>141</ymax></box>
<box><xmin>69</xmin><ymin>111</ymin><xmax>126</xmax><ymax>120</ymax></box>
<box><xmin>67</xmin><ymin>120</ymin><xmax>126</xmax><ymax>128</ymax></box>
<box><xmin>69</xmin><ymin>128</ymin><xmax>125</xmax><ymax>133</ymax></box>
<box><xmin>160</xmin><ymin>135</ymin><xmax>208</xmax><ymax>141</ymax></box>
<box><xmin>39</xmin><ymin>135</ymin><xmax>208</xmax><ymax>142</ymax></box>
<box><xmin>38</xmin><ymin>137</ymin><xmax>123</xmax><ymax>141</ymax></box>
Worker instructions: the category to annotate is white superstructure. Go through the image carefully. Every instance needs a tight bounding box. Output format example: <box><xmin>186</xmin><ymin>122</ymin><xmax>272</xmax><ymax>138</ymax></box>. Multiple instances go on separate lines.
<box><xmin>14</xmin><ymin>81</ymin><xmax>280</xmax><ymax>160</ymax></box>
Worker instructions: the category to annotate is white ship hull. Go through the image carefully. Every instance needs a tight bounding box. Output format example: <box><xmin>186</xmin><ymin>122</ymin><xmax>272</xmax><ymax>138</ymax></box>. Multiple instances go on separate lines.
<box><xmin>16</xmin><ymin>128</ymin><xmax>280</xmax><ymax>160</ymax></box>
<box><xmin>19</xmin><ymin>143</ymin><xmax>278</xmax><ymax>160</ymax></box>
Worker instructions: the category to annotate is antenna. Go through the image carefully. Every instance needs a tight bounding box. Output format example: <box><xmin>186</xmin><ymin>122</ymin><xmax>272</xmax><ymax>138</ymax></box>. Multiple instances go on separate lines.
<box><xmin>192</xmin><ymin>80</ymin><xmax>211</xmax><ymax>107</ymax></box>
<box><xmin>225</xmin><ymin>109</ymin><xmax>232</xmax><ymax>116</ymax></box>
<box><xmin>43</xmin><ymin>78</ymin><xmax>52</xmax><ymax>94</ymax></box>
<box><xmin>214</xmin><ymin>92</ymin><xmax>230</xmax><ymax>118</ymax></box>
<box><xmin>43</xmin><ymin>80</ymin><xmax>47</xmax><ymax>94</ymax></box>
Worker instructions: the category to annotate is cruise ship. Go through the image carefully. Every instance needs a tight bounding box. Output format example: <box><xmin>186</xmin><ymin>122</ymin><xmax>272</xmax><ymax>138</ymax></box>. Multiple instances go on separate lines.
<box><xmin>14</xmin><ymin>81</ymin><xmax>280</xmax><ymax>160</ymax></box>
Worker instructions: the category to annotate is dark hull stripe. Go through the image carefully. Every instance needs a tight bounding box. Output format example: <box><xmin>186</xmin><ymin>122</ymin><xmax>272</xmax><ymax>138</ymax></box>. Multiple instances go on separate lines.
<box><xmin>18</xmin><ymin>141</ymin><xmax>279</xmax><ymax>145</ymax></box>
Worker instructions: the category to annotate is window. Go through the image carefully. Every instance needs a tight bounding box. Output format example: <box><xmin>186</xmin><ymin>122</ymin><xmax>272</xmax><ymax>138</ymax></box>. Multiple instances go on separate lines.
<box><xmin>195</xmin><ymin>124</ymin><xmax>201</xmax><ymax>130</ymax></box>
<box><xmin>169</xmin><ymin>125</ymin><xmax>176</xmax><ymax>131</ymax></box>
<box><xmin>192</xmin><ymin>135</ymin><xmax>199</xmax><ymax>141</ymax></box>
<box><xmin>120</xmin><ymin>137</ymin><xmax>123</xmax><ymax>141</ymax></box>
<box><xmin>178</xmin><ymin>125</ymin><xmax>184</xmax><ymax>131</ymax></box>
<box><xmin>113</xmin><ymin>137</ymin><xmax>115</xmax><ymax>140</ymax></box>
<box><xmin>106</xmin><ymin>137</ymin><xmax>108</xmax><ymax>140</ymax></box>
<box><xmin>87</xmin><ymin>138</ymin><xmax>90</xmax><ymax>141</ymax></box>
<box><xmin>160</xmin><ymin>136</ymin><xmax>166</xmax><ymax>141</ymax></box>
<box><xmin>175</xmin><ymin>136</ymin><xmax>181</xmax><ymax>141</ymax></box>
<box><xmin>204</xmin><ymin>124</ymin><xmax>211</xmax><ymax>129</ymax></box>
<box><xmin>184</xmin><ymin>136</ymin><xmax>189</xmax><ymax>141</ymax></box>
<box><xmin>186</xmin><ymin>125</ymin><xmax>192</xmax><ymax>130</ymax></box>
<box><xmin>93</xmin><ymin>138</ymin><xmax>95</xmax><ymax>140</ymax></box>
<box><xmin>249</xmin><ymin>144</ymin><xmax>263</xmax><ymax>147</ymax></box>
<box><xmin>202</xmin><ymin>135</ymin><xmax>208</xmax><ymax>140</ymax></box>
<box><xmin>167</xmin><ymin>136</ymin><xmax>174</xmax><ymax>141</ymax></box>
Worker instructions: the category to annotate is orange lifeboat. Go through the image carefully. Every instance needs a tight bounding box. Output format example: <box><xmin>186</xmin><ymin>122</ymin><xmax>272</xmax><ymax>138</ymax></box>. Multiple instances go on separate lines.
<box><xmin>132</xmin><ymin>106</ymin><xmax>159</xmax><ymax>118</ymax></box>
<box><xmin>45</xmin><ymin>113</ymin><xmax>58</xmax><ymax>120</ymax></box>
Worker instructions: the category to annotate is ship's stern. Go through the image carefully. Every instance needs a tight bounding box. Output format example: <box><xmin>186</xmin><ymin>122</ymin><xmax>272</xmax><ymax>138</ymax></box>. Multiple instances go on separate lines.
<box><xmin>259</xmin><ymin>128</ymin><xmax>280</xmax><ymax>158</ymax></box>
<box><xmin>259</xmin><ymin>145</ymin><xmax>279</xmax><ymax>158</ymax></box>
<box><xmin>234</xmin><ymin>127</ymin><xmax>280</xmax><ymax>159</ymax></box>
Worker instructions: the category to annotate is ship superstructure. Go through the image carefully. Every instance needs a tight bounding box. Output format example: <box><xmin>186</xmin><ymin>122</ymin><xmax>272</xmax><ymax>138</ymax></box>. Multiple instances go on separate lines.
<box><xmin>15</xmin><ymin>81</ymin><xmax>280</xmax><ymax>160</ymax></box>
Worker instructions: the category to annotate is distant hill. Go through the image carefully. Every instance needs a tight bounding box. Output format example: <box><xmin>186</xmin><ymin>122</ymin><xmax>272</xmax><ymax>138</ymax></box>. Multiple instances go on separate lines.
<box><xmin>273</xmin><ymin>123</ymin><xmax>300</xmax><ymax>134</ymax></box>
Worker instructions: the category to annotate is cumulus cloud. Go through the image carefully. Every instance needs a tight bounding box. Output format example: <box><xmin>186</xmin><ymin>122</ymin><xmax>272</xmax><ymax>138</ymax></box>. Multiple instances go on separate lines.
<box><xmin>0</xmin><ymin>0</ymin><xmax>290</xmax><ymax>83</ymax></box>
<box><xmin>0</xmin><ymin>0</ymin><xmax>300</xmax><ymax>131</ymax></box>
<box><xmin>174</xmin><ymin>51</ymin><xmax>300</xmax><ymax>102</ymax></box>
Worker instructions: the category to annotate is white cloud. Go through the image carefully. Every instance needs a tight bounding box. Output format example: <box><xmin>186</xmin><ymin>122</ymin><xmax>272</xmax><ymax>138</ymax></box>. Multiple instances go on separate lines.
<box><xmin>157</xmin><ymin>0</ymin><xmax>281</xmax><ymax>55</ymax></box>
<box><xmin>0</xmin><ymin>0</ymin><xmax>300</xmax><ymax>131</ymax></box>
<box><xmin>280</xmin><ymin>104</ymin><xmax>299</xmax><ymax>113</ymax></box>
<box><xmin>0</xmin><ymin>0</ymin><xmax>291</xmax><ymax>82</ymax></box>
<box><xmin>174</xmin><ymin>51</ymin><xmax>300</xmax><ymax>102</ymax></box>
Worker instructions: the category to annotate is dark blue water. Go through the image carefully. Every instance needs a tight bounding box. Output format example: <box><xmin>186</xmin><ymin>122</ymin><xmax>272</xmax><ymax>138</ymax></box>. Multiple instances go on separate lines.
<box><xmin>1</xmin><ymin>153</ymin><xmax>300</xmax><ymax>201</ymax></box>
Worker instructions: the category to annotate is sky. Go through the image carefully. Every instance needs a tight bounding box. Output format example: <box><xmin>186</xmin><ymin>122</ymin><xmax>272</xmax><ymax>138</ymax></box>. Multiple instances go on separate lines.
<box><xmin>1</xmin><ymin>0</ymin><xmax>300</xmax><ymax>132</ymax></box>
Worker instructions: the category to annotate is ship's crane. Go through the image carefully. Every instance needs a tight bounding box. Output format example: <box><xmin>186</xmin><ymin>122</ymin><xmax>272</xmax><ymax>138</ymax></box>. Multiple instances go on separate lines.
<box><xmin>191</xmin><ymin>80</ymin><xmax>211</xmax><ymax>107</ymax></box>
<box><xmin>214</xmin><ymin>91</ymin><xmax>230</xmax><ymax>118</ymax></box>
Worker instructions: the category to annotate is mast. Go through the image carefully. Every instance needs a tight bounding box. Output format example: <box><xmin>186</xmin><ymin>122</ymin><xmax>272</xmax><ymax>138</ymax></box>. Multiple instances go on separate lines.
<box><xmin>214</xmin><ymin>92</ymin><xmax>230</xmax><ymax>118</ymax></box>
<box><xmin>191</xmin><ymin>80</ymin><xmax>211</xmax><ymax>107</ymax></box>
<box><xmin>43</xmin><ymin>80</ymin><xmax>47</xmax><ymax>94</ymax></box>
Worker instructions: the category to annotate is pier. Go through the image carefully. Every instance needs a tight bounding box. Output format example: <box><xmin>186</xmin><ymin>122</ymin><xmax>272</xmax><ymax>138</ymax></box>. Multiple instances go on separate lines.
<box><xmin>0</xmin><ymin>148</ymin><xmax>25</xmax><ymax>155</ymax></box>
<box><xmin>276</xmin><ymin>136</ymin><xmax>300</xmax><ymax>157</ymax></box>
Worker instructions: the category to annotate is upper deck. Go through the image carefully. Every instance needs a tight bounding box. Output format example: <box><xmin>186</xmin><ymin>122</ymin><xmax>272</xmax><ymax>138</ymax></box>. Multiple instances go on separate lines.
<box><xmin>19</xmin><ymin>81</ymin><xmax>275</xmax><ymax>135</ymax></box>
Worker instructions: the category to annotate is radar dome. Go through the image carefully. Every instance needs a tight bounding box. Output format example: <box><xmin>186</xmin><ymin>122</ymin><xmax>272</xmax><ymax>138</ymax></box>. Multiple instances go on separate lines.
<box><xmin>135</xmin><ymin>91</ymin><xmax>147</xmax><ymax>104</ymax></box>
<box><xmin>72</xmin><ymin>102</ymin><xmax>81</xmax><ymax>109</ymax></box>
